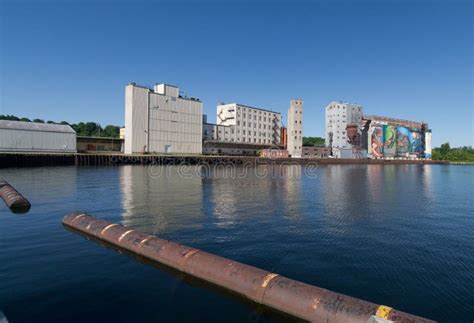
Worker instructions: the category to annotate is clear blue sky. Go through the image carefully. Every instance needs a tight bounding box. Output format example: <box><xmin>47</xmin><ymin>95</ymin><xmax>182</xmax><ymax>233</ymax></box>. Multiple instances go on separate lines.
<box><xmin>1</xmin><ymin>0</ymin><xmax>472</xmax><ymax>147</ymax></box>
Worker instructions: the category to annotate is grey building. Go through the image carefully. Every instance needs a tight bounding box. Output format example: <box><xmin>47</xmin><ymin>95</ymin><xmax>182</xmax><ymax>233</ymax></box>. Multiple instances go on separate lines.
<box><xmin>0</xmin><ymin>120</ymin><xmax>76</xmax><ymax>153</ymax></box>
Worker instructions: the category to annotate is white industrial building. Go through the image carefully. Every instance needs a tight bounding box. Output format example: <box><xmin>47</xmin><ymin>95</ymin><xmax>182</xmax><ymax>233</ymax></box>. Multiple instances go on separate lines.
<box><xmin>215</xmin><ymin>103</ymin><xmax>282</xmax><ymax>145</ymax></box>
<box><xmin>325</xmin><ymin>101</ymin><xmax>363</xmax><ymax>158</ymax></box>
<box><xmin>124</xmin><ymin>82</ymin><xmax>203</xmax><ymax>154</ymax></box>
<box><xmin>0</xmin><ymin>120</ymin><xmax>76</xmax><ymax>153</ymax></box>
<box><xmin>287</xmin><ymin>99</ymin><xmax>303</xmax><ymax>157</ymax></box>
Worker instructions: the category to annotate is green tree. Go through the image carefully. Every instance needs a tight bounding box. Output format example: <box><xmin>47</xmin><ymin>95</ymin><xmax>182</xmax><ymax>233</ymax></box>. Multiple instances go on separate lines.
<box><xmin>102</xmin><ymin>125</ymin><xmax>120</xmax><ymax>138</ymax></box>
<box><xmin>439</xmin><ymin>142</ymin><xmax>451</xmax><ymax>156</ymax></box>
<box><xmin>0</xmin><ymin>114</ymin><xmax>20</xmax><ymax>121</ymax></box>
<box><xmin>303</xmin><ymin>136</ymin><xmax>325</xmax><ymax>146</ymax></box>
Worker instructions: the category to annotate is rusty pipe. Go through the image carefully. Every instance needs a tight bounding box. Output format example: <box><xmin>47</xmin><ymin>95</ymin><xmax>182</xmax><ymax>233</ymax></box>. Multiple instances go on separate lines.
<box><xmin>63</xmin><ymin>213</ymin><xmax>435</xmax><ymax>323</ymax></box>
<box><xmin>0</xmin><ymin>181</ymin><xmax>31</xmax><ymax>213</ymax></box>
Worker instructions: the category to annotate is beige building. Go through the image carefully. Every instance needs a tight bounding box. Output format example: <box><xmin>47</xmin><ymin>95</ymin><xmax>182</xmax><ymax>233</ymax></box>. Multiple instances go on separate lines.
<box><xmin>287</xmin><ymin>99</ymin><xmax>303</xmax><ymax>157</ymax></box>
<box><xmin>124</xmin><ymin>82</ymin><xmax>203</xmax><ymax>154</ymax></box>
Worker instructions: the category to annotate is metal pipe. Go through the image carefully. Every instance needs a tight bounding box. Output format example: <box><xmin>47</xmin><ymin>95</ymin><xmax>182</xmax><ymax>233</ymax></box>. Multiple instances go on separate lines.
<box><xmin>63</xmin><ymin>213</ymin><xmax>434</xmax><ymax>323</ymax></box>
<box><xmin>0</xmin><ymin>181</ymin><xmax>31</xmax><ymax>213</ymax></box>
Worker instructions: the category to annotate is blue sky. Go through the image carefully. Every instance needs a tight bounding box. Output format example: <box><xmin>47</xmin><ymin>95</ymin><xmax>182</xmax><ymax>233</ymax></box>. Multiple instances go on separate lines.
<box><xmin>1</xmin><ymin>0</ymin><xmax>472</xmax><ymax>146</ymax></box>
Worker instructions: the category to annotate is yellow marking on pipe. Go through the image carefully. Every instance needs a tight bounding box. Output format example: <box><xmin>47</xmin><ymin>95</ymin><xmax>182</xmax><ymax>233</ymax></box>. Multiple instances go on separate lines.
<box><xmin>118</xmin><ymin>230</ymin><xmax>135</xmax><ymax>242</ymax></box>
<box><xmin>138</xmin><ymin>236</ymin><xmax>153</xmax><ymax>248</ymax></box>
<box><xmin>72</xmin><ymin>213</ymin><xmax>87</xmax><ymax>223</ymax></box>
<box><xmin>184</xmin><ymin>249</ymin><xmax>199</xmax><ymax>259</ymax></box>
<box><xmin>311</xmin><ymin>298</ymin><xmax>321</xmax><ymax>310</ymax></box>
<box><xmin>262</xmin><ymin>273</ymin><xmax>279</xmax><ymax>288</ymax></box>
<box><xmin>100</xmin><ymin>223</ymin><xmax>119</xmax><ymax>235</ymax></box>
<box><xmin>376</xmin><ymin>305</ymin><xmax>392</xmax><ymax>319</ymax></box>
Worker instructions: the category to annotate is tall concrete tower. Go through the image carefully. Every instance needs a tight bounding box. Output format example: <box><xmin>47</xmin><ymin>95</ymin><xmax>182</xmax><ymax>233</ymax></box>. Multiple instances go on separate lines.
<box><xmin>287</xmin><ymin>99</ymin><xmax>303</xmax><ymax>158</ymax></box>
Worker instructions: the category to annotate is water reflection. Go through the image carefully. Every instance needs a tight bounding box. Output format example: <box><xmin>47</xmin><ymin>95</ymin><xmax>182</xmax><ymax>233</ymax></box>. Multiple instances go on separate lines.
<box><xmin>320</xmin><ymin>165</ymin><xmax>373</xmax><ymax>236</ymax></box>
<box><xmin>119</xmin><ymin>164</ymin><xmax>306</xmax><ymax>235</ymax></box>
<box><xmin>118</xmin><ymin>164</ymin><xmax>437</xmax><ymax>240</ymax></box>
<box><xmin>120</xmin><ymin>165</ymin><xmax>203</xmax><ymax>233</ymax></box>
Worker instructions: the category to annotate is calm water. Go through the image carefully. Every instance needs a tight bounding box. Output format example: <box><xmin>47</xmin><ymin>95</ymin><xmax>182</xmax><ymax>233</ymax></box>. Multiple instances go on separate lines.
<box><xmin>0</xmin><ymin>165</ymin><xmax>473</xmax><ymax>322</ymax></box>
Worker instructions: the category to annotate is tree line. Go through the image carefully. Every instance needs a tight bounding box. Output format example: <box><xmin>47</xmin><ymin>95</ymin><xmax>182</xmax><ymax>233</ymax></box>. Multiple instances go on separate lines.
<box><xmin>0</xmin><ymin>114</ymin><xmax>121</xmax><ymax>138</ymax></box>
<box><xmin>302</xmin><ymin>136</ymin><xmax>325</xmax><ymax>146</ymax></box>
<box><xmin>432</xmin><ymin>143</ymin><xmax>474</xmax><ymax>162</ymax></box>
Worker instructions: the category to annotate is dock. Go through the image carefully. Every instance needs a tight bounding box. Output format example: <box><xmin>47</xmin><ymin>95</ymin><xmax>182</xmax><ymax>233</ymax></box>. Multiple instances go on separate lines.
<box><xmin>0</xmin><ymin>153</ymin><xmax>448</xmax><ymax>168</ymax></box>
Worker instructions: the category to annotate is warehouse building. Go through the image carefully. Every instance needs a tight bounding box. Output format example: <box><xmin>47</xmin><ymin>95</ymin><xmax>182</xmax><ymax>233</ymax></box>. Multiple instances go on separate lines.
<box><xmin>302</xmin><ymin>146</ymin><xmax>331</xmax><ymax>158</ymax></box>
<box><xmin>0</xmin><ymin>120</ymin><xmax>76</xmax><ymax>153</ymax></box>
<box><xmin>124</xmin><ymin>82</ymin><xmax>203</xmax><ymax>154</ymax></box>
<box><xmin>77</xmin><ymin>136</ymin><xmax>123</xmax><ymax>153</ymax></box>
<box><xmin>216</xmin><ymin>103</ymin><xmax>282</xmax><ymax>145</ymax></box>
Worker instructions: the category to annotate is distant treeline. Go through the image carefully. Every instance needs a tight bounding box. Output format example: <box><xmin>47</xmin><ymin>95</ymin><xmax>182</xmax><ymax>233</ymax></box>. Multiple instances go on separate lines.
<box><xmin>432</xmin><ymin>143</ymin><xmax>474</xmax><ymax>162</ymax></box>
<box><xmin>303</xmin><ymin>136</ymin><xmax>325</xmax><ymax>146</ymax></box>
<box><xmin>0</xmin><ymin>114</ymin><xmax>121</xmax><ymax>138</ymax></box>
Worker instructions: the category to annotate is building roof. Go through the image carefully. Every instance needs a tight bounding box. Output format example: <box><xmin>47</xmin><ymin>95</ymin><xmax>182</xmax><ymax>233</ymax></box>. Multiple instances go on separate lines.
<box><xmin>325</xmin><ymin>101</ymin><xmax>362</xmax><ymax>108</ymax></box>
<box><xmin>128</xmin><ymin>82</ymin><xmax>201</xmax><ymax>102</ymax></box>
<box><xmin>219</xmin><ymin>103</ymin><xmax>281</xmax><ymax>114</ymax></box>
<box><xmin>77</xmin><ymin>136</ymin><xmax>123</xmax><ymax>142</ymax></box>
<box><xmin>0</xmin><ymin>120</ymin><xmax>76</xmax><ymax>134</ymax></box>
<box><xmin>362</xmin><ymin>115</ymin><xmax>426</xmax><ymax>128</ymax></box>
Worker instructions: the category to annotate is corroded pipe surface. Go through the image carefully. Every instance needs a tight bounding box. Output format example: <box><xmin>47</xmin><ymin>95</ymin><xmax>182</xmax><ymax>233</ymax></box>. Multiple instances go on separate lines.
<box><xmin>63</xmin><ymin>213</ymin><xmax>435</xmax><ymax>323</ymax></box>
<box><xmin>0</xmin><ymin>181</ymin><xmax>31</xmax><ymax>213</ymax></box>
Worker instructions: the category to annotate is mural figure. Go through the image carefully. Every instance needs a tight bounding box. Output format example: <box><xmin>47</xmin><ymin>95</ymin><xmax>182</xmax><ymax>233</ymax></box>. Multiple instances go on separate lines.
<box><xmin>396</xmin><ymin>126</ymin><xmax>410</xmax><ymax>157</ymax></box>
<box><xmin>383</xmin><ymin>125</ymin><xmax>397</xmax><ymax>157</ymax></box>
<box><xmin>409</xmin><ymin>130</ymin><xmax>422</xmax><ymax>155</ymax></box>
<box><xmin>371</xmin><ymin>126</ymin><xmax>383</xmax><ymax>158</ymax></box>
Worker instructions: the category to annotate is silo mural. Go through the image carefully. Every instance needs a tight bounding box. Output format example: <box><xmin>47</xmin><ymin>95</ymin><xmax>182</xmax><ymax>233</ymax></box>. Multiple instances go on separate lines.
<box><xmin>369</xmin><ymin>125</ymin><xmax>384</xmax><ymax>158</ymax></box>
<box><xmin>363</xmin><ymin>116</ymin><xmax>430</xmax><ymax>159</ymax></box>
<box><xmin>396</xmin><ymin>126</ymin><xmax>410</xmax><ymax>157</ymax></box>
<box><xmin>383</xmin><ymin>125</ymin><xmax>397</xmax><ymax>157</ymax></box>
<box><xmin>409</xmin><ymin>129</ymin><xmax>422</xmax><ymax>156</ymax></box>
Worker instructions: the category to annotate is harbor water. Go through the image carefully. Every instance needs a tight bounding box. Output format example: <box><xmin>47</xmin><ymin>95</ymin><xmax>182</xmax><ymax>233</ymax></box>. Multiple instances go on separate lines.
<box><xmin>0</xmin><ymin>164</ymin><xmax>473</xmax><ymax>322</ymax></box>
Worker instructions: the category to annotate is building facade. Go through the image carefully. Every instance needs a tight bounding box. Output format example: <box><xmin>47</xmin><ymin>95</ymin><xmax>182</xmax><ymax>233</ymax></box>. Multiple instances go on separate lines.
<box><xmin>215</xmin><ymin>103</ymin><xmax>282</xmax><ymax>145</ymax></box>
<box><xmin>287</xmin><ymin>99</ymin><xmax>303</xmax><ymax>157</ymax></box>
<box><xmin>77</xmin><ymin>136</ymin><xmax>123</xmax><ymax>153</ymax></box>
<box><xmin>325</xmin><ymin>101</ymin><xmax>364</xmax><ymax>158</ymax></box>
<box><xmin>0</xmin><ymin>120</ymin><xmax>76</xmax><ymax>153</ymax></box>
<box><xmin>302</xmin><ymin>146</ymin><xmax>330</xmax><ymax>158</ymax></box>
<box><xmin>124</xmin><ymin>83</ymin><xmax>203</xmax><ymax>154</ymax></box>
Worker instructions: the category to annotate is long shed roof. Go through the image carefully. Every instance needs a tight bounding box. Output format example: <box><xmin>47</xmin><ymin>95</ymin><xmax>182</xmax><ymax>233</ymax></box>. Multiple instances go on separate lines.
<box><xmin>0</xmin><ymin>120</ymin><xmax>76</xmax><ymax>134</ymax></box>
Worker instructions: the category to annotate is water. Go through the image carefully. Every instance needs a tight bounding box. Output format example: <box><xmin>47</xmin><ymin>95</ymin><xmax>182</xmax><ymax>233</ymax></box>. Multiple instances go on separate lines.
<box><xmin>0</xmin><ymin>164</ymin><xmax>473</xmax><ymax>322</ymax></box>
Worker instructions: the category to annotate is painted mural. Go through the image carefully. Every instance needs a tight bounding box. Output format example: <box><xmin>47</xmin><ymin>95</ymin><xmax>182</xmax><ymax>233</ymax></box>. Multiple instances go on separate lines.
<box><xmin>367</xmin><ymin>122</ymin><xmax>428</xmax><ymax>159</ymax></box>
<box><xmin>370</xmin><ymin>126</ymin><xmax>384</xmax><ymax>158</ymax></box>
<box><xmin>383</xmin><ymin>125</ymin><xmax>397</xmax><ymax>157</ymax></box>
<box><xmin>409</xmin><ymin>129</ymin><xmax>422</xmax><ymax>156</ymax></box>
<box><xmin>396</xmin><ymin>126</ymin><xmax>410</xmax><ymax>157</ymax></box>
